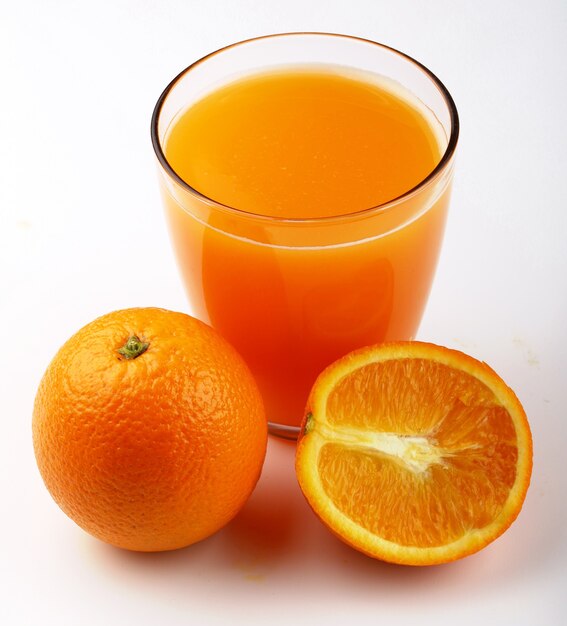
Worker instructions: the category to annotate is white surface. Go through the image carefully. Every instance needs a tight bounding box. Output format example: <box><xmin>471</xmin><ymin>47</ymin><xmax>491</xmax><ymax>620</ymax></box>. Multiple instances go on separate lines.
<box><xmin>1</xmin><ymin>1</ymin><xmax>566</xmax><ymax>624</ymax></box>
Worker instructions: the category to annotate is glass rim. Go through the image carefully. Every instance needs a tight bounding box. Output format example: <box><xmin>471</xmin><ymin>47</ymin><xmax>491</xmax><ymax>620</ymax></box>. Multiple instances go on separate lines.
<box><xmin>150</xmin><ymin>31</ymin><xmax>460</xmax><ymax>225</ymax></box>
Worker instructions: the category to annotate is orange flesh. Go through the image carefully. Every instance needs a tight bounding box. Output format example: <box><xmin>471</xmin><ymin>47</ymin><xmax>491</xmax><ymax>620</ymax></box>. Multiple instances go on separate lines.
<box><xmin>318</xmin><ymin>360</ymin><xmax>518</xmax><ymax>547</ymax></box>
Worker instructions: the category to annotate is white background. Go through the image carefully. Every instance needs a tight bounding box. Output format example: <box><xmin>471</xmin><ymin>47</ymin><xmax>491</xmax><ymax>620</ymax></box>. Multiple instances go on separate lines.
<box><xmin>1</xmin><ymin>1</ymin><xmax>566</xmax><ymax>624</ymax></box>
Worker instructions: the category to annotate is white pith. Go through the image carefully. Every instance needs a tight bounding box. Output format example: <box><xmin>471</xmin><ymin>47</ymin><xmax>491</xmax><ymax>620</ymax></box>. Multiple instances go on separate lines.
<box><xmin>313</xmin><ymin>419</ymin><xmax>458</xmax><ymax>475</ymax></box>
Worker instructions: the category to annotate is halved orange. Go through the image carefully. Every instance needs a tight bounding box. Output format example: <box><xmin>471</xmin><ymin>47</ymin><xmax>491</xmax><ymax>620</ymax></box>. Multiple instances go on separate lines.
<box><xmin>295</xmin><ymin>342</ymin><xmax>532</xmax><ymax>566</ymax></box>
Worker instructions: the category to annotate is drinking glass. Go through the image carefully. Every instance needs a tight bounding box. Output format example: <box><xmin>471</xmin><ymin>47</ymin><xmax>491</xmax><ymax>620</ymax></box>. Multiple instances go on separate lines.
<box><xmin>151</xmin><ymin>33</ymin><xmax>459</xmax><ymax>439</ymax></box>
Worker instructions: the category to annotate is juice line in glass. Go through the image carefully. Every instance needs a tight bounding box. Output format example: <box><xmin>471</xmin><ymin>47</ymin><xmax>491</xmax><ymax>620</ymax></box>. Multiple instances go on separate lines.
<box><xmin>151</xmin><ymin>34</ymin><xmax>459</xmax><ymax>437</ymax></box>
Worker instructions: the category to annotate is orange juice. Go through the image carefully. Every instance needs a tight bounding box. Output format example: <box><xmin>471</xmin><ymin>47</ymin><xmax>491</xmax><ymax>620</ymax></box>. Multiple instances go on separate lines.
<box><xmin>165</xmin><ymin>70</ymin><xmax>440</xmax><ymax>218</ymax></box>
<box><xmin>158</xmin><ymin>66</ymin><xmax>454</xmax><ymax>431</ymax></box>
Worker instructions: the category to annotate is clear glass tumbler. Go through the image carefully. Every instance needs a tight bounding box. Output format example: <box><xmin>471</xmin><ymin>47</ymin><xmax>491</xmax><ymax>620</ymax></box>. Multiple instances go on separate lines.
<box><xmin>151</xmin><ymin>33</ymin><xmax>459</xmax><ymax>439</ymax></box>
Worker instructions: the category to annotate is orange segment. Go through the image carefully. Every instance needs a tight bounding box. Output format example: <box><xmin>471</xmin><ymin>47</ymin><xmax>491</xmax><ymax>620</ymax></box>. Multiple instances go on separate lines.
<box><xmin>295</xmin><ymin>342</ymin><xmax>532</xmax><ymax>565</ymax></box>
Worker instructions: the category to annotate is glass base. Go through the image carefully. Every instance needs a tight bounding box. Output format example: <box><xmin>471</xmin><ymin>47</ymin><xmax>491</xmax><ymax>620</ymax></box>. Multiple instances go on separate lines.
<box><xmin>268</xmin><ymin>422</ymin><xmax>300</xmax><ymax>440</ymax></box>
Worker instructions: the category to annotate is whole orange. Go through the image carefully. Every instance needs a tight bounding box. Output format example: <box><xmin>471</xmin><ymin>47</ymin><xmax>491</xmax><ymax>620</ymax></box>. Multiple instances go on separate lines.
<box><xmin>32</xmin><ymin>307</ymin><xmax>267</xmax><ymax>551</ymax></box>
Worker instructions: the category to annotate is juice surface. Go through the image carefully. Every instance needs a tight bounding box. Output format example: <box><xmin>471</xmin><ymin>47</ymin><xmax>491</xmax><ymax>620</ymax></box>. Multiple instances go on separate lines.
<box><xmin>161</xmin><ymin>67</ymin><xmax>450</xmax><ymax>429</ymax></box>
<box><xmin>165</xmin><ymin>68</ymin><xmax>440</xmax><ymax>218</ymax></box>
